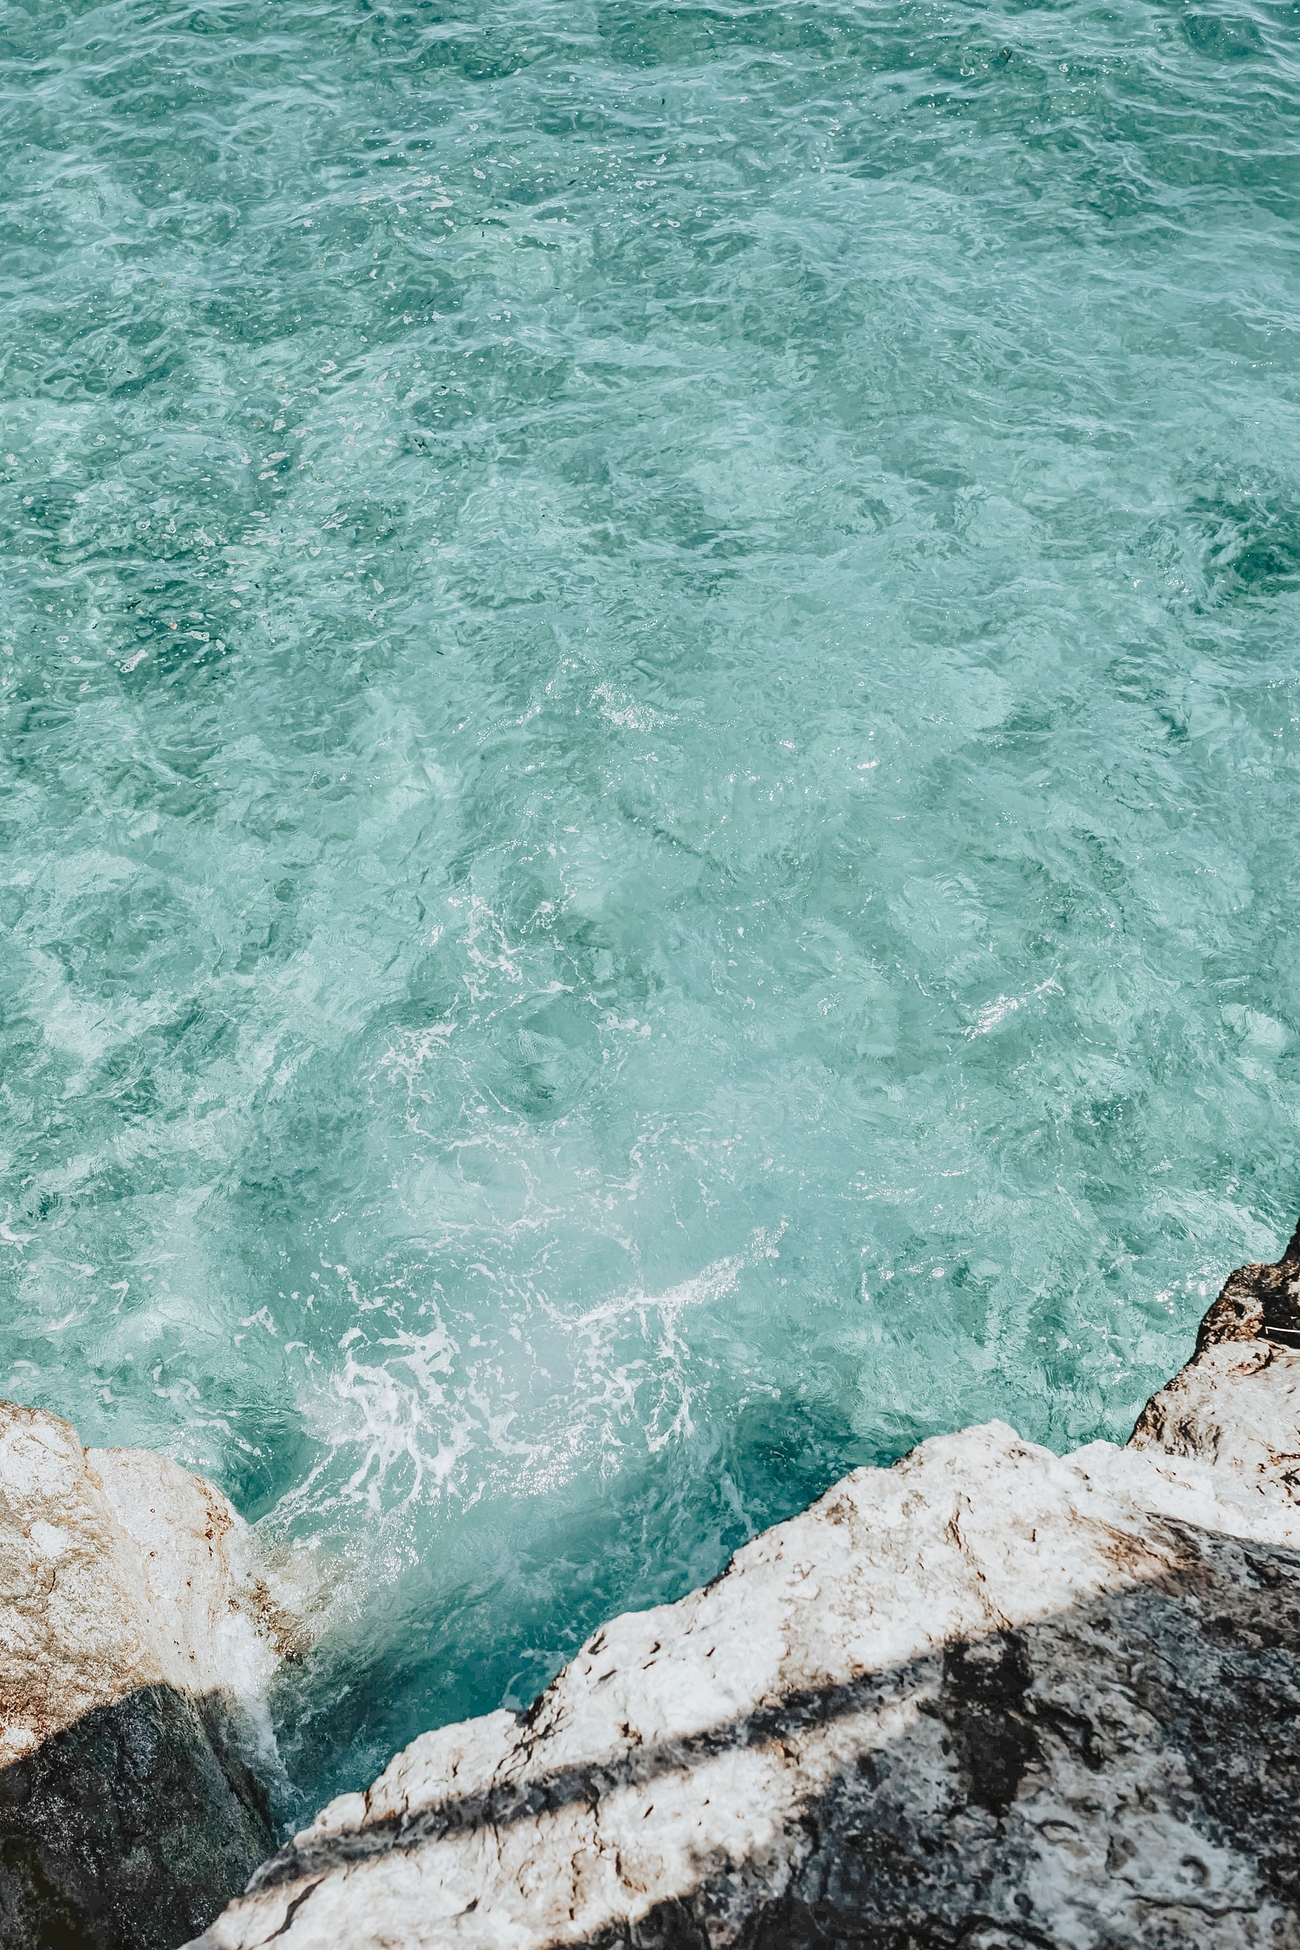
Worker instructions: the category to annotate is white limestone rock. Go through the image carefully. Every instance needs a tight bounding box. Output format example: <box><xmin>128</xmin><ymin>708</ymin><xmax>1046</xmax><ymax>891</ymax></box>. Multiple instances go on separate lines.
<box><xmin>0</xmin><ymin>1401</ymin><xmax>288</xmax><ymax>1949</ymax></box>
<box><xmin>1130</xmin><ymin>1247</ymin><xmax>1300</xmax><ymax>1491</ymax></box>
<box><xmin>191</xmin><ymin>1248</ymin><xmax>1300</xmax><ymax>1950</ymax></box>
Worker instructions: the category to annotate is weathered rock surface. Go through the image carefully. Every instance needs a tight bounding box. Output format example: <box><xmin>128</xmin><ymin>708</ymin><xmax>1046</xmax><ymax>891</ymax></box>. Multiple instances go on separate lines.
<box><xmin>0</xmin><ymin>1402</ymin><xmax>287</xmax><ymax>1949</ymax></box>
<box><xmin>192</xmin><ymin>1240</ymin><xmax>1300</xmax><ymax>1950</ymax></box>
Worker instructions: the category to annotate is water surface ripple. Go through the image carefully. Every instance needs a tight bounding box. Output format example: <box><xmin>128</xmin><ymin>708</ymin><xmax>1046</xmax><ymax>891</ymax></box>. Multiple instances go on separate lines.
<box><xmin>1</xmin><ymin>0</ymin><xmax>1298</xmax><ymax>1810</ymax></box>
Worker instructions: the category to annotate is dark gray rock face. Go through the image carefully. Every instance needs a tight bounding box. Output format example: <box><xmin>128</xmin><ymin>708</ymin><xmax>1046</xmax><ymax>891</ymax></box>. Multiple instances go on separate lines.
<box><xmin>0</xmin><ymin>1684</ymin><xmax>274</xmax><ymax>1950</ymax></box>
<box><xmin>190</xmin><ymin>1234</ymin><xmax>1300</xmax><ymax>1950</ymax></box>
<box><xmin>711</xmin><ymin>1533</ymin><xmax>1300</xmax><ymax>1950</ymax></box>
<box><xmin>0</xmin><ymin>1404</ymin><xmax>285</xmax><ymax>1949</ymax></box>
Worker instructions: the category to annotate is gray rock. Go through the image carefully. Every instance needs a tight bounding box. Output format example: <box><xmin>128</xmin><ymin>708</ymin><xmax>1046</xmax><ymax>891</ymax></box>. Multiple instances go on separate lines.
<box><xmin>0</xmin><ymin>1402</ymin><xmax>288</xmax><ymax>1949</ymax></box>
<box><xmin>191</xmin><ymin>1237</ymin><xmax>1300</xmax><ymax>1950</ymax></box>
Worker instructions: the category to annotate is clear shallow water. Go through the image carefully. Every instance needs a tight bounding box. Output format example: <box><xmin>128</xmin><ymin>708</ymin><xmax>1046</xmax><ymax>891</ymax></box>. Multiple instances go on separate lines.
<box><xmin>2</xmin><ymin>0</ymin><xmax>1298</xmax><ymax>1815</ymax></box>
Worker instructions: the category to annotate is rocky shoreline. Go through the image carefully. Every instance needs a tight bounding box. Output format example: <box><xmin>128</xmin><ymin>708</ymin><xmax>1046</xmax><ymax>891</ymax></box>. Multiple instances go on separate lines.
<box><xmin>6</xmin><ymin>1234</ymin><xmax>1300</xmax><ymax>1949</ymax></box>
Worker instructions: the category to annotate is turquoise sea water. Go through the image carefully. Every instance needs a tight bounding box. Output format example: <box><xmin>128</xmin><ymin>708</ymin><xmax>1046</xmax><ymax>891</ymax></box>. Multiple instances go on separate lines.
<box><xmin>2</xmin><ymin>0</ymin><xmax>1298</xmax><ymax>1815</ymax></box>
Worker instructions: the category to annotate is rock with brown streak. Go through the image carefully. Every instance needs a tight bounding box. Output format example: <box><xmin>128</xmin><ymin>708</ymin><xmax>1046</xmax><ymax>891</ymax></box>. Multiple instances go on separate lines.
<box><xmin>0</xmin><ymin>1402</ymin><xmax>285</xmax><ymax>1950</ymax></box>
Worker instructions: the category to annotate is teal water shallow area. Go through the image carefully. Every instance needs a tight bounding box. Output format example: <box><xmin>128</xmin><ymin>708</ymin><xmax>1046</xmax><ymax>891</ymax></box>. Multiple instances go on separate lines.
<box><xmin>2</xmin><ymin>0</ymin><xmax>1298</xmax><ymax>1815</ymax></box>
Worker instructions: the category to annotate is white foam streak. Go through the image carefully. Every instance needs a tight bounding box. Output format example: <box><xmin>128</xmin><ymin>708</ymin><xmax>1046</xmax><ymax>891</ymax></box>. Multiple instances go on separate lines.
<box><xmin>274</xmin><ymin>1229</ymin><xmax>785</xmax><ymax>1525</ymax></box>
<box><xmin>966</xmin><ymin>976</ymin><xmax>1063</xmax><ymax>1038</ymax></box>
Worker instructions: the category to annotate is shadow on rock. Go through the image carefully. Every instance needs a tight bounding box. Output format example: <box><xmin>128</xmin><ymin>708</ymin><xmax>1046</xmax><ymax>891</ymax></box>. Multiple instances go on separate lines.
<box><xmin>0</xmin><ymin>1683</ymin><xmax>273</xmax><ymax>1950</ymax></box>
<box><xmin>233</xmin><ymin>1514</ymin><xmax>1300</xmax><ymax>1950</ymax></box>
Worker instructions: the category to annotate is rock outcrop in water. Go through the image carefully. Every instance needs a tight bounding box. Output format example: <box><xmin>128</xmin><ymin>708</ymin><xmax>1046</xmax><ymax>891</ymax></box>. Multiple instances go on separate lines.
<box><xmin>0</xmin><ymin>1404</ymin><xmax>288</xmax><ymax>1949</ymax></box>
<box><xmin>190</xmin><ymin>1234</ymin><xmax>1300</xmax><ymax>1950</ymax></box>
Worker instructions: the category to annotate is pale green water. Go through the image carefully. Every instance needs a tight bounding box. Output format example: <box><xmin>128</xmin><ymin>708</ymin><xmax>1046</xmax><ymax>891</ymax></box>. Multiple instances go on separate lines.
<box><xmin>2</xmin><ymin>0</ymin><xmax>1298</xmax><ymax>1816</ymax></box>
